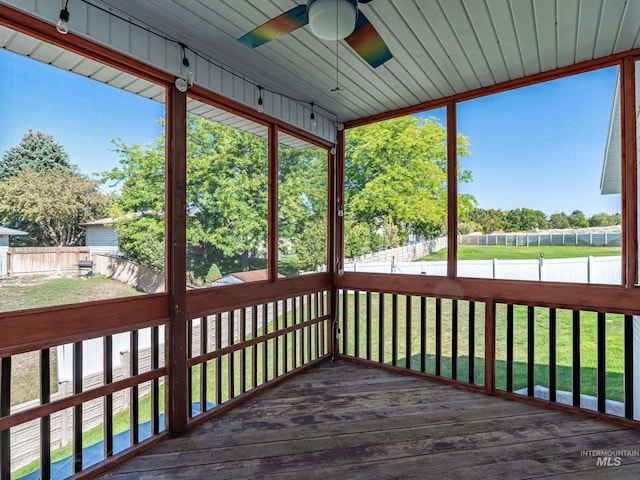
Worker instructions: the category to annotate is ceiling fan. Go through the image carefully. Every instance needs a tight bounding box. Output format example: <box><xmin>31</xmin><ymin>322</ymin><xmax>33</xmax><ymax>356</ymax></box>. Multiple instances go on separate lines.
<box><xmin>238</xmin><ymin>0</ymin><xmax>393</xmax><ymax>68</ymax></box>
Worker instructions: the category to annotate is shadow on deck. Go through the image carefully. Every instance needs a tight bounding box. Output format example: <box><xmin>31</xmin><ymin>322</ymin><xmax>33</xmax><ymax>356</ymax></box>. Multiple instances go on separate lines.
<box><xmin>99</xmin><ymin>360</ymin><xmax>640</xmax><ymax>479</ymax></box>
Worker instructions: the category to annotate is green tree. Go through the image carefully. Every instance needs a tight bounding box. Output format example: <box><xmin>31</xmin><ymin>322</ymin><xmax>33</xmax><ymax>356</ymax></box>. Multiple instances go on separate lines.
<box><xmin>568</xmin><ymin>210</ymin><xmax>589</xmax><ymax>228</ymax></box>
<box><xmin>0</xmin><ymin>168</ymin><xmax>109</xmax><ymax>245</ymax></box>
<box><xmin>503</xmin><ymin>208</ymin><xmax>548</xmax><ymax>231</ymax></box>
<box><xmin>549</xmin><ymin>212</ymin><xmax>571</xmax><ymax>229</ymax></box>
<box><xmin>0</xmin><ymin>130</ymin><xmax>74</xmax><ymax>181</ymax></box>
<box><xmin>469</xmin><ymin>208</ymin><xmax>505</xmax><ymax>233</ymax></box>
<box><xmin>588</xmin><ymin>212</ymin><xmax>620</xmax><ymax>227</ymax></box>
<box><xmin>104</xmin><ymin>115</ymin><xmax>270</xmax><ymax>273</ymax></box>
<box><xmin>345</xmin><ymin>116</ymin><xmax>473</xmax><ymax>248</ymax></box>
<box><xmin>278</xmin><ymin>144</ymin><xmax>328</xmax><ymax>271</ymax></box>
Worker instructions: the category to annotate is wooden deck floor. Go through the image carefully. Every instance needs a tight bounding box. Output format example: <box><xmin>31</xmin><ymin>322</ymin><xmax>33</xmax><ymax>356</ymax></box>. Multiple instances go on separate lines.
<box><xmin>99</xmin><ymin>359</ymin><xmax>640</xmax><ymax>479</ymax></box>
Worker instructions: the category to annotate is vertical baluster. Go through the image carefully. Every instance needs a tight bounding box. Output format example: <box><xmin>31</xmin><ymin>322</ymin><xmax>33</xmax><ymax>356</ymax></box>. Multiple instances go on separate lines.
<box><xmin>392</xmin><ymin>294</ymin><xmax>398</xmax><ymax>366</ymax></box>
<box><xmin>549</xmin><ymin>309</ymin><xmax>557</xmax><ymax>403</ymax></box>
<box><xmin>366</xmin><ymin>292</ymin><xmax>372</xmax><ymax>361</ymax></box>
<box><xmin>252</xmin><ymin>305</ymin><xmax>258</xmax><ymax>387</ymax></box>
<box><xmin>319</xmin><ymin>292</ymin><xmax>325</xmax><ymax>356</ymax></box>
<box><xmin>452</xmin><ymin>300</ymin><xmax>458</xmax><ymax>379</ymax></box>
<box><xmin>228</xmin><ymin>311</ymin><xmax>235</xmax><ymax>399</ymax></box>
<box><xmin>405</xmin><ymin>296</ymin><xmax>412</xmax><ymax>369</ymax></box>
<box><xmin>240</xmin><ymin>309</ymin><xmax>247</xmax><ymax>393</ymax></box>
<box><xmin>378</xmin><ymin>293</ymin><xmax>385</xmax><ymax>363</ymax></box>
<box><xmin>263</xmin><ymin>303</ymin><xmax>269</xmax><ymax>382</ymax></box>
<box><xmin>307</xmin><ymin>294</ymin><xmax>312</xmax><ymax>363</ymax></box>
<box><xmin>283</xmin><ymin>301</ymin><xmax>289</xmax><ymax>373</ymax></box>
<box><xmin>624</xmin><ymin>315</ymin><xmax>634</xmax><ymax>419</ymax></box>
<box><xmin>215</xmin><ymin>314</ymin><xmax>222</xmax><ymax>406</ymax></box>
<box><xmin>0</xmin><ymin>357</ymin><xmax>10</xmax><ymax>480</ymax></box>
<box><xmin>572</xmin><ymin>310</ymin><xmax>581</xmax><ymax>407</ymax></box>
<box><xmin>104</xmin><ymin>336</ymin><xmax>113</xmax><ymax>455</ymax></box>
<box><xmin>315</xmin><ymin>297</ymin><xmax>320</xmax><ymax>359</ymax></box>
<box><xmin>342</xmin><ymin>290</ymin><xmax>348</xmax><ymax>355</ymax></box>
<box><xmin>506</xmin><ymin>304</ymin><xmax>514</xmax><ymax>392</ymax></box>
<box><xmin>354</xmin><ymin>291</ymin><xmax>360</xmax><ymax>358</ymax></box>
<box><xmin>273</xmin><ymin>301</ymin><xmax>280</xmax><ymax>379</ymax></box>
<box><xmin>597</xmin><ymin>312</ymin><xmax>606</xmax><ymax>413</ymax></box>
<box><xmin>73</xmin><ymin>342</ymin><xmax>83</xmax><ymax>473</ymax></box>
<box><xmin>420</xmin><ymin>297</ymin><xmax>427</xmax><ymax>373</ymax></box>
<box><xmin>186</xmin><ymin>321</ymin><xmax>192</xmax><ymax>418</ymax></box>
<box><xmin>40</xmin><ymin>349</ymin><xmax>51</xmax><ymax>479</ymax></box>
<box><xmin>298</xmin><ymin>296</ymin><xmax>304</xmax><ymax>366</ymax></box>
<box><xmin>468</xmin><ymin>301</ymin><xmax>475</xmax><ymax>384</ymax></box>
<box><xmin>131</xmin><ymin>330</ymin><xmax>139</xmax><ymax>440</ymax></box>
<box><xmin>527</xmin><ymin>306</ymin><xmax>534</xmax><ymax>397</ymax></box>
<box><xmin>292</xmin><ymin>297</ymin><xmax>298</xmax><ymax>368</ymax></box>
<box><xmin>151</xmin><ymin>327</ymin><xmax>160</xmax><ymax>434</ymax></box>
<box><xmin>435</xmin><ymin>298</ymin><xmax>442</xmax><ymax>376</ymax></box>
<box><xmin>201</xmin><ymin>317</ymin><xmax>208</xmax><ymax>412</ymax></box>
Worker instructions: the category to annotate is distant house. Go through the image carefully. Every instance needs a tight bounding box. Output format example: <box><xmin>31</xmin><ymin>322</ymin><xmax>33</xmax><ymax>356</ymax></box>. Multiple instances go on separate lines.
<box><xmin>80</xmin><ymin>218</ymin><xmax>119</xmax><ymax>257</ymax></box>
<box><xmin>0</xmin><ymin>226</ymin><xmax>28</xmax><ymax>277</ymax></box>
<box><xmin>212</xmin><ymin>268</ymin><xmax>283</xmax><ymax>286</ymax></box>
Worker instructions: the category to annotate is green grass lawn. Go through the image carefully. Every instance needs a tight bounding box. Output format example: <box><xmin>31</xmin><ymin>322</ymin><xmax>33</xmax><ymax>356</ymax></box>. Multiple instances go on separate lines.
<box><xmin>417</xmin><ymin>245</ymin><xmax>621</xmax><ymax>262</ymax></box>
<box><xmin>340</xmin><ymin>293</ymin><xmax>625</xmax><ymax>402</ymax></box>
<box><xmin>0</xmin><ymin>274</ymin><xmax>144</xmax><ymax>313</ymax></box>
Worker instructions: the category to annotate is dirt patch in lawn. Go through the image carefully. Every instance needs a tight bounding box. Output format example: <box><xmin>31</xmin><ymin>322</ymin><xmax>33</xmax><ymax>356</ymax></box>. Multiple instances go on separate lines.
<box><xmin>1</xmin><ymin>274</ymin><xmax>144</xmax><ymax>405</ymax></box>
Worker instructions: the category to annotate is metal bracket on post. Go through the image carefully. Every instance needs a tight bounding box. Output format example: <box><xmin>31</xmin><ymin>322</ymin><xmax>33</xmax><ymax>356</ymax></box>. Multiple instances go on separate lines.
<box><xmin>331</xmin><ymin>318</ymin><xmax>340</xmax><ymax>362</ymax></box>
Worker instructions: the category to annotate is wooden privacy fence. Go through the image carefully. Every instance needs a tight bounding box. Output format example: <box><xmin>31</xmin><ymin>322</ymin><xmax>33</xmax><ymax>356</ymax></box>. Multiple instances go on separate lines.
<box><xmin>6</xmin><ymin>247</ymin><xmax>90</xmax><ymax>276</ymax></box>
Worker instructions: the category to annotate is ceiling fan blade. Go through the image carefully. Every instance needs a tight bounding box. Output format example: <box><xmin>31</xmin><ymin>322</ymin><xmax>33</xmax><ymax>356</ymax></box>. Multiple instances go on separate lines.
<box><xmin>238</xmin><ymin>5</ymin><xmax>308</xmax><ymax>48</ymax></box>
<box><xmin>345</xmin><ymin>11</ymin><xmax>392</xmax><ymax>68</ymax></box>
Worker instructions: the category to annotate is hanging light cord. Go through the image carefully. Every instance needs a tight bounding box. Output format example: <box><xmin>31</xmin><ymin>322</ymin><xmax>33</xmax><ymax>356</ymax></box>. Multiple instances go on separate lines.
<box><xmin>64</xmin><ymin>0</ymin><xmax>337</xmax><ymax>120</ymax></box>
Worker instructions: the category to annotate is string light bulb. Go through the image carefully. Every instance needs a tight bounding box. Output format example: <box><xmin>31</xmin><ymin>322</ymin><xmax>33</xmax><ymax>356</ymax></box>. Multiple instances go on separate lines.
<box><xmin>257</xmin><ymin>86</ymin><xmax>264</xmax><ymax>113</ymax></box>
<box><xmin>179</xmin><ymin>43</ymin><xmax>193</xmax><ymax>87</ymax></box>
<box><xmin>310</xmin><ymin>103</ymin><xmax>317</xmax><ymax>127</ymax></box>
<box><xmin>57</xmin><ymin>0</ymin><xmax>70</xmax><ymax>34</ymax></box>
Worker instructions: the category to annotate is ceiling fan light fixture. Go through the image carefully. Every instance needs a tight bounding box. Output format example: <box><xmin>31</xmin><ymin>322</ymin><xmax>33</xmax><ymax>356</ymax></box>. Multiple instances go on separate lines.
<box><xmin>308</xmin><ymin>0</ymin><xmax>357</xmax><ymax>41</ymax></box>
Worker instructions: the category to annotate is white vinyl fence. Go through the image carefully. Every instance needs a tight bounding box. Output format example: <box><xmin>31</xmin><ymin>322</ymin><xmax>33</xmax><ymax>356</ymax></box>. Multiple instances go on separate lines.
<box><xmin>345</xmin><ymin>255</ymin><xmax>622</xmax><ymax>285</ymax></box>
<box><xmin>459</xmin><ymin>231</ymin><xmax>621</xmax><ymax>247</ymax></box>
<box><xmin>348</xmin><ymin>237</ymin><xmax>447</xmax><ymax>264</ymax></box>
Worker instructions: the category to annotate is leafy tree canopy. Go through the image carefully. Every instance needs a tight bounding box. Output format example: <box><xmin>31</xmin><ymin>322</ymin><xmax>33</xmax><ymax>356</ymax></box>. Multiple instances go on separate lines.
<box><xmin>0</xmin><ymin>130</ymin><xmax>75</xmax><ymax>181</ymax></box>
<box><xmin>0</xmin><ymin>168</ymin><xmax>109</xmax><ymax>246</ymax></box>
<box><xmin>345</xmin><ymin>116</ymin><xmax>473</xmax><ymax>240</ymax></box>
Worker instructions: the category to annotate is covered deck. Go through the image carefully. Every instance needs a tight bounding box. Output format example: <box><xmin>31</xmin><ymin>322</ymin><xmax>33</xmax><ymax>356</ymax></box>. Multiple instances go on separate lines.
<box><xmin>100</xmin><ymin>360</ymin><xmax>640</xmax><ymax>479</ymax></box>
<box><xmin>2</xmin><ymin>1</ymin><xmax>640</xmax><ymax>479</ymax></box>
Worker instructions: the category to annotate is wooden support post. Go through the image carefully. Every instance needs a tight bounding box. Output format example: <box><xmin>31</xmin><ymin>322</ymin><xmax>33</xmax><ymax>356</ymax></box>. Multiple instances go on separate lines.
<box><xmin>166</xmin><ymin>84</ymin><xmax>188</xmax><ymax>437</ymax></box>
<box><xmin>268</xmin><ymin>126</ymin><xmax>279</xmax><ymax>281</ymax></box>
<box><xmin>330</xmin><ymin>130</ymin><xmax>344</xmax><ymax>360</ymax></box>
<box><xmin>447</xmin><ymin>100</ymin><xmax>458</xmax><ymax>279</ymax></box>
<box><xmin>621</xmin><ymin>56</ymin><xmax>638</xmax><ymax>288</ymax></box>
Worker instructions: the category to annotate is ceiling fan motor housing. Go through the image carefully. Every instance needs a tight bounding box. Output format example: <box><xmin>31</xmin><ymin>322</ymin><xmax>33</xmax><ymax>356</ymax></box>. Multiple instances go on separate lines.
<box><xmin>307</xmin><ymin>0</ymin><xmax>358</xmax><ymax>41</ymax></box>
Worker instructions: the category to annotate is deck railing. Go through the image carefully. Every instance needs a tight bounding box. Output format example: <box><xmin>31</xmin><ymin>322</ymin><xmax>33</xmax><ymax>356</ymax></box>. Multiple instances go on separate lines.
<box><xmin>0</xmin><ymin>295</ymin><xmax>169</xmax><ymax>479</ymax></box>
<box><xmin>337</xmin><ymin>273</ymin><xmax>639</xmax><ymax>425</ymax></box>
<box><xmin>0</xmin><ymin>274</ymin><xmax>332</xmax><ymax>479</ymax></box>
<box><xmin>2</xmin><ymin>270</ymin><xmax>639</xmax><ymax>479</ymax></box>
<box><xmin>185</xmin><ymin>280</ymin><xmax>331</xmax><ymax>426</ymax></box>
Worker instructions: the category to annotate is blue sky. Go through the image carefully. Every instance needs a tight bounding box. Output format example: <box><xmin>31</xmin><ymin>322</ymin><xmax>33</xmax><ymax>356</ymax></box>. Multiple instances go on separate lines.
<box><xmin>0</xmin><ymin>49</ymin><xmax>164</xmax><ymax>190</ymax></box>
<box><xmin>420</xmin><ymin>67</ymin><xmax>620</xmax><ymax>217</ymax></box>
<box><xmin>1</xmin><ymin>48</ymin><xmax>621</xmax><ymax>217</ymax></box>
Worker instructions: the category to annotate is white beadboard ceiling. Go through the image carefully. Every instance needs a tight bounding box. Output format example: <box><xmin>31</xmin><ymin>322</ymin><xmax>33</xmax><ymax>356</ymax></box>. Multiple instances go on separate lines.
<box><xmin>94</xmin><ymin>0</ymin><xmax>640</xmax><ymax>123</ymax></box>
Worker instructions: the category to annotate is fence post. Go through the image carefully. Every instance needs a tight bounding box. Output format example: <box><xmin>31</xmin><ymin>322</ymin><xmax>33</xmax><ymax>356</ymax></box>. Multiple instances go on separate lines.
<box><xmin>120</xmin><ymin>350</ymin><xmax>131</xmax><ymax>409</ymax></box>
<box><xmin>539</xmin><ymin>254</ymin><xmax>544</xmax><ymax>281</ymax></box>
<box><xmin>493</xmin><ymin>258</ymin><xmax>497</xmax><ymax>279</ymax></box>
<box><xmin>59</xmin><ymin>380</ymin><xmax>72</xmax><ymax>447</ymax></box>
<box><xmin>588</xmin><ymin>256</ymin><xmax>593</xmax><ymax>283</ymax></box>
